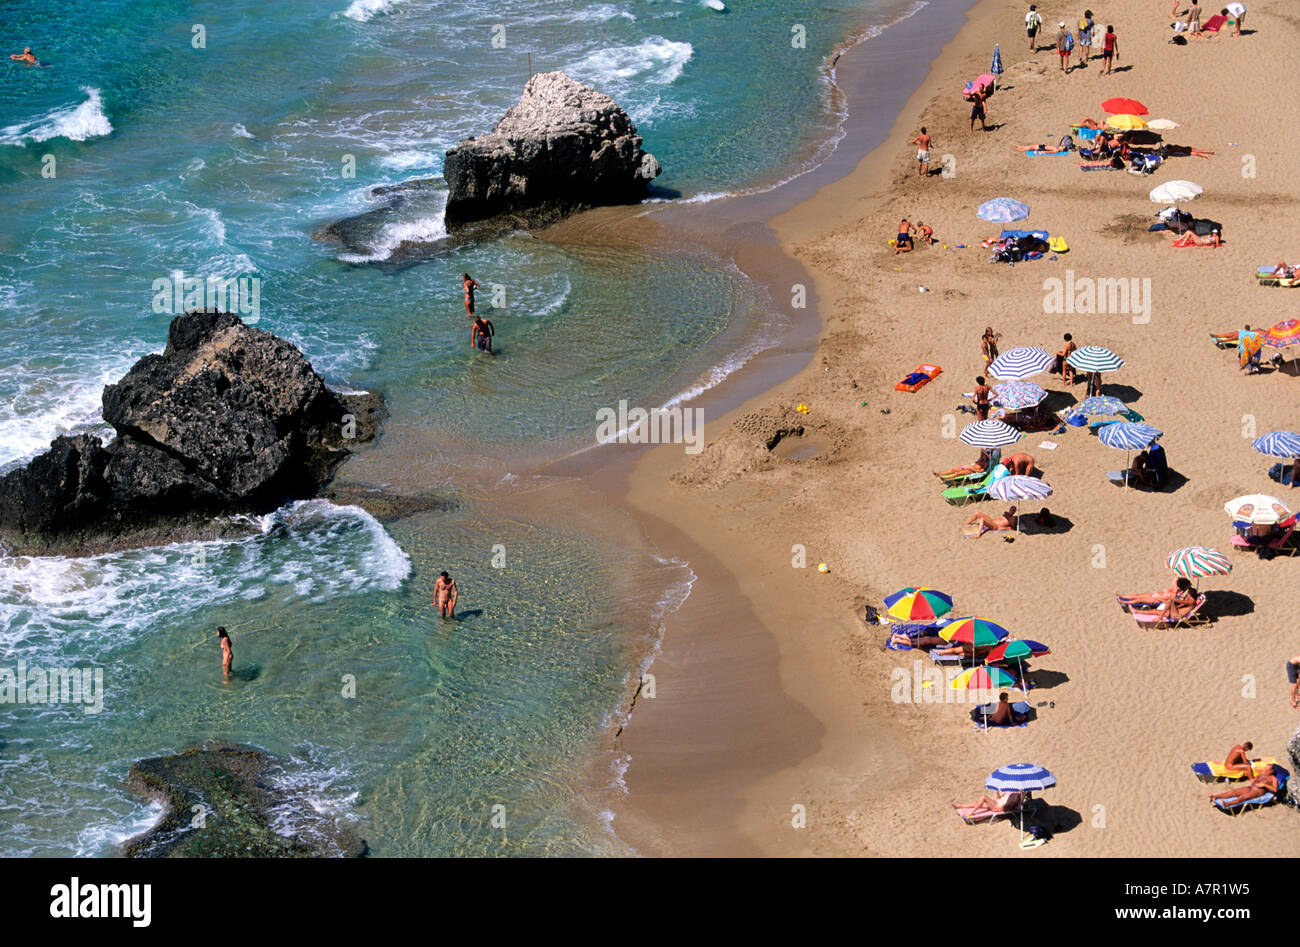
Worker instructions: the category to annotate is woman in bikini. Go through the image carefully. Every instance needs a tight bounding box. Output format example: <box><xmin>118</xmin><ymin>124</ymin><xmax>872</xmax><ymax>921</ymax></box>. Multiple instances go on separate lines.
<box><xmin>462</xmin><ymin>273</ymin><xmax>480</xmax><ymax>317</ymax></box>
<box><xmin>981</xmin><ymin>327</ymin><xmax>1000</xmax><ymax>365</ymax></box>
<box><xmin>1117</xmin><ymin>576</ymin><xmax>1196</xmax><ymax>618</ymax></box>
<box><xmin>934</xmin><ymin>447</ymin><xmax>999</xmax><ymax>480</ymax></box>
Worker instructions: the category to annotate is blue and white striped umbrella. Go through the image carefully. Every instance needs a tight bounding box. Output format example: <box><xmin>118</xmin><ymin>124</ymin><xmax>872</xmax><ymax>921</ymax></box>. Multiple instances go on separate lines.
<box><xmin>1099</xmin><ymin>422</ymin><xmax>1162</xmax><ymax>451</ymax></box>
<box><xmin>986</xmin><ymin>763</ymin><xmax>1057</xmax><ymax>793</ymax></box>
<box><xmin>987</xmin><ymin>475</ymin><xmax>1053</xmax><ymax>501</ymax></box>
<box><xmin>991</xmin><ymin>44</ymin><xmax>1004</xmax><ymax>85</ymax></box>
<box><xmin>1252</xmin><ymin>430</ymin><xmax>1300</xmax><ymax>459</ymax></box>
<box><xmin>977</xmin><ymin>197</ymin><xmax>1030</xmax><ymax>223</ymax></box>
<box><xmin>992</xmin><ymin>381</ymin><xmax>1047</xmax><ymax>410</ymax></box>
<box><xmin>959</xmin><ymin>419</ymin><xmax>1022</xmax><ymax>448</ymax></box>
<box><xmin>1066</xmin><ymin>345</ymin><xmax>1125</xmax><ymax>373</ymax></box>
<box><xmin>988</xmin><ymin>346</ymin><xmax>1053</xmax><ymax>380</ymax></box>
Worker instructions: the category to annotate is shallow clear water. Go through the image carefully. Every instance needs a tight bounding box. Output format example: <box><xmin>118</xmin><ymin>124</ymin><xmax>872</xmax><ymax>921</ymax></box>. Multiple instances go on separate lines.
<box><xmin>0</xmin><ymin>0</ymin><xmax>914</xmax><ymax>855</ymax></box>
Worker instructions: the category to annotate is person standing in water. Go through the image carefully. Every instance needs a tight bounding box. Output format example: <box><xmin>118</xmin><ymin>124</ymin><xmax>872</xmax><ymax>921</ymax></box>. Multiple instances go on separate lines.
<box><xmin>462</xmin><ymin>273</ymin><xmax>480</xmax><ymax>317</ymax></box>
<box><xmin>217</xmin><ymin>626</ymin><xmax>233</xmax><ymax>679</ymax></box>
<box><xmin>433</xmin><ymin>571</ymin><xmax>459</xmax><ymax>619</ymax></box>
<box><xmin>471</xmin><ymin>314</ymin><xmax>495</xmax><ymax>355</ymax></box>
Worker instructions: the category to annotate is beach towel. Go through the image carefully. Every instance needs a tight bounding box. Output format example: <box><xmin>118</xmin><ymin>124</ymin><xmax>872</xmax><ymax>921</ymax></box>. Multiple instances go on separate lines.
<box><xmin>1201</xmin><ymin>14</ymin><xmax>1227</xmax><ymax>32</ymax></box>
<box><xmin>1191</xmin><ymin>758</ymin><xmax>1278</xmax><ymax>782</ymax></box>
<box><xmin>1080</xmin><ymin>159</ymin><xmax>1122</xmax><ymax>171</ymax></box>
<box><xmin>1025</xmin><ymin>150</ymin><xmax>1069</xmax><ymax>157</ymax></box>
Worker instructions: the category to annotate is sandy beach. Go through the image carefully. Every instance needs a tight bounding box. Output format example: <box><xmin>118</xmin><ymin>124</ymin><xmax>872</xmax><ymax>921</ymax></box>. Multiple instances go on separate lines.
<box><xmin>613</xmin><ymin>0</ymin><xmax>1300</xmax><ymax>856</ymax></box>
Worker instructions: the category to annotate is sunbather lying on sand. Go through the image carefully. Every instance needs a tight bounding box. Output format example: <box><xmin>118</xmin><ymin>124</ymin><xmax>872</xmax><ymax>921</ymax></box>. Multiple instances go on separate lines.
<box><xmin>1211</xmin><ymin>324</ymin><xmax>1252</xmax><ymax>342</ymax></box>
<box><xmin>1160</xmin><ymin>144</ymin><xmax>1215</xmax><ymax>158</ymax></box>
<box><xmin>887</xmin><ymin>632</ymin><xmax>991</xmax><ymax>659</ymax></box>
<box><xmin>1172</xmin><ymin>229</ymin><xmax>1222</xmax><ymax>246</ymax></box>
<box><xmin>964</xmin><ymin>506</ymin><xmax>1017</xmax><ymax>536</ymax></box>
<box><xmin>1209</xmin><ymin>766</ymin><xmax>1277</xmax><ymax>804</ymax></box>
<box><xmin>1117</xmin><ymin>577</ymin><xmax>1196</xmax><ymax>618</ymax></box>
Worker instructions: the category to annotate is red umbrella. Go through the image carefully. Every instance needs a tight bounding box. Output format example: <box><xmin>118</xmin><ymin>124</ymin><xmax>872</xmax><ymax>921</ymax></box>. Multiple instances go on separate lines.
<box><xmin>1102</xmin><ymin>97</ymin><xmax>1148</xmax><ymax>116</ymax></box>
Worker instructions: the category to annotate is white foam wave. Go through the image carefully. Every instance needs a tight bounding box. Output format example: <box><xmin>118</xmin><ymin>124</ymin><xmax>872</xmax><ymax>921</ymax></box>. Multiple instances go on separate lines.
<box><xmin>75</xmin><ymin>800</ymin><xmax>165</xmax><ymax>857</ymax></box>
<box><xmin>342</xmin><ymin>0</ymin><xmax>400</xmax><ymax>22</ymax></box>
<box><xmin>0</xmin><ymin>87</ymin><xmax>112</xmax><ymax>146</ymax></box>
<box><xmin>336</xmin><ymin>195</ymin><xmax>448</xmax><ymax>263</ymax></box>
<box><xmin>565</xmin><ymin>37</ymin><xmax>693</xmax><ymax>93</ymax></box>
<box><xmin>231</xmin><ymin>123</ymin><xmax>255</xmax><ymax>139</ymax></box>
<box><xmin>376</xmin><ymin>149</ymin><xmax>437</xmax><ymax>171</ymax></box>
<box><xmin>0</xmin><ymin>362</ymin><xmax>125</xmax><ymax>469</ymax></box>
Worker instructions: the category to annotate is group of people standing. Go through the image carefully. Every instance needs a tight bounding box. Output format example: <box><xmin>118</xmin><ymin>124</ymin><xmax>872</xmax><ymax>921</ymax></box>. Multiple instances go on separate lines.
<box><xmin>1026</xmin><ymin>6</ymin><xmax>1118</xmax><ymax>75</ymax></box>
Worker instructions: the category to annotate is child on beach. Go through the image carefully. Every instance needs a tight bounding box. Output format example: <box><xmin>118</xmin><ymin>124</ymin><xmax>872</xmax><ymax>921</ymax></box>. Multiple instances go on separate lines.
<box><xmin>916</xmin><ymin>222</ymin><xmax>935</xmax><ymax>245</ymax></box>
<box><xmin>1057</xmin><ymin>22</ymin><xmax>1073</xmax><ymax>72</ymax></box>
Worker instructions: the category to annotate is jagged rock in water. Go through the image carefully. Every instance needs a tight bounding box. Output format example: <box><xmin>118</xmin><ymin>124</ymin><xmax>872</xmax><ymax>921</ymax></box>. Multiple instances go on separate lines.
<box><xmin>0</xmin><ymin>309</ymin><xmax>383</xmax><ymax>555</ymax></box>
<box><xmin>124</xmin><ymin>744</ymin><xmax>366</xmax><ymax>858</ymax></box>
<box><xmin>442</xmin><ymin>70</ymin><xmax>660</xmax><ymax>230</ymax></box>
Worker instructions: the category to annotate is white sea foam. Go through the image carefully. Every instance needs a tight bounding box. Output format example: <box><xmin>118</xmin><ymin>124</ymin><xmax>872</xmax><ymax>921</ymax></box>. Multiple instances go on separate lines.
<box><xmin>336</xmin><ymin>192</ymin><xmax>448</xmax><ymax>263</ymax></box>
<box><xmin>0</xmin><ymin>361</ymin><xmax>125</xmax><ymax>469</ymax></box>
<box><xmin>376</xmin><ymin>149</ymin><xmax>438</xmax><ymax>171</ymax></box>
<box><xmin>565</xmin><ymin>37</ymin><xmax>693</xmax><ymax>93</ymax></box>
<box><xmin>74</xmin><ymin>800</ymin><xmax>165</xmax><ymax>857</ymax></box>
<box><xmin>0</xmin><ymin>87</ymin><xmax>112</xmax><ymax>146</ymax></box>
<box><xmin>231</xmin><ymin>123</ymin><xmax>255</xmax><ymax>139</ymax></box>
<box><xmin>342</xmin><ymin>0</ymin><xmax>400</xmax><ymax>22</ymax></box>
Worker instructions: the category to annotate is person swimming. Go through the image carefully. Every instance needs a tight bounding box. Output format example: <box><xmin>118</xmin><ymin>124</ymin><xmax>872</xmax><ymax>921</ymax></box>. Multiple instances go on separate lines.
<box><xmin>10</xmin><ymin>47</ymin><xmax>39</xmax><ymax>64</ymax></box>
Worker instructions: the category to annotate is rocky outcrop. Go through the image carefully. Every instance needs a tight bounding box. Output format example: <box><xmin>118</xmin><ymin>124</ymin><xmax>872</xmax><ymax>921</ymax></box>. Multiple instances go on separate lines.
<box><xmin>442</xmin><ymin>71</ymin><xmax>660</xmax><ymax>230</ymax></box>
<box><xmin>124</xmin><ymin>744</ymin><xmax>366</xmax><ymax>857</ymax></box>
<box><xmin>0</xmin><ymin>310</ymin><xmax>382</xmax><ymax>555</ymax></box>
<box><xmin>1289</xmin><ymin>721</ymin><xmax>1300</xmax><ymax>776</ymax></box>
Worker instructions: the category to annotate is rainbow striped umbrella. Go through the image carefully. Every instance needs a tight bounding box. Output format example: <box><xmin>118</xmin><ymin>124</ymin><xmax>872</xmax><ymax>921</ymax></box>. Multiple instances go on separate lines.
<box><xmin>1166</xmin><ymin>546</ymin><xmax>1232</xmax><ymax>580</ymax></box>
<box><xmin>1264</xmin><ymin>319</ymin><xmax>1300</xmax><ymax>349</ymax></box>
<box><xmin>884</xmin><ymin>587</ymin><xmax>954</xmax><ymax>622</ymax></box>
<box><xmin>940</xmin><ymin>616</ymin><xmax>1011</xmax><ymax>647</ymax></box>
<box><xmin>949</xmin><ymin>665</ymin><xmax>1016</xmax><ymax>691</ymax></box>
<box><xmin>986</xmin><ymin>640</ymin><xmax>1047</xmax><ymax>693</ymax></box>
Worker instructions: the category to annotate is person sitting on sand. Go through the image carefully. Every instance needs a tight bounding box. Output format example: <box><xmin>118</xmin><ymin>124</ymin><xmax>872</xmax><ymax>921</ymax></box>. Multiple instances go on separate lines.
<box><xmin>1003</xmin><ymin>452</ymin><xmax>1035</xmax><ymax>476</ymax></box>
<box><xmin>1172</xmin><ymin>229</ymin><xmax>1222</xmax><ymax>247</ymax></box>
<box><xmin>1209</xmin><ymin>766</ymin><xmax>1278</xmax><ymax>805</ymax></box>
<box><xmin>989</xmin><ymin>691</ymin><xmax>1017</xmax><ymax>725</ymax></box>
<box><xmin>981</xmin><ymin>327</ymin><xmax>1001</xmax><ymax>365</ymax></box>
<box><xmin>965</xmin><ymin>506</ymin><xmax>1017</xmax><ymax>536</ymax></box>
<box><xmin>952</xmin><ymin>790</ymin><xmax>1022</xmax><ymax>814</ymax></box>
<box><xmin>934</xmin><ymin>447</ymin><xmax>999</xmax><ymax>480</ymax></box>
<box><xmin>1035</xmin><ymin>506</ymin><xmax>1055</xmax><ymax>527</ymax></box>
<box><xmin>972</xmin><ymin>376</ymin><xmax>993</xmax><ymax>420</ymax></box>
<box><xmin>9</xmin><ymin>47</ymin><xmax>38</xmax><ymax>64</ymax></box>
<box><xmin>1128</xmin><ymin>449</ymin><xmax>1152</xmax><ymax>488</ymax></box>
<box><xmin>1117</xmin><ymin>576</ymin><xmax>1196</xmax><ymax>619</ymax></box>
<box><xmin>894</xmin><ymin>218</ymin><xmax>915</xmax><ymax>253</ymax></box>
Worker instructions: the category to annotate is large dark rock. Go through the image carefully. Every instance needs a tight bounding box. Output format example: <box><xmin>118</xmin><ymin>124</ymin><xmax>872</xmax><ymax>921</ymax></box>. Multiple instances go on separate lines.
<box><xmin>442</xmin><ymin>71</ymin><xmax>660</xmax><ymax>230</ymax></box>
<box><xmin>0</xmin><ymin>310</ymin><xmax>383</xmax><ymax>555</ymax></box>
<box><xmin>124</xmin><ymin>744</ymin><xmax>367</xmax><ymax>858</ymax></box>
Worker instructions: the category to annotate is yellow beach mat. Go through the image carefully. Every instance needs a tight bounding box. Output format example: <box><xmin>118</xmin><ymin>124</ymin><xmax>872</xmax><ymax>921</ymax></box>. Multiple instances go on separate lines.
<box><xmin>1191</xmin><ymin>757</ymin><xmax>1277</xmax><ymax>781</ymax></box>
<box><xmin>1048</xmin><ymin>237</ymin><xmax>1069</xmax><ymax>253</ymax></box>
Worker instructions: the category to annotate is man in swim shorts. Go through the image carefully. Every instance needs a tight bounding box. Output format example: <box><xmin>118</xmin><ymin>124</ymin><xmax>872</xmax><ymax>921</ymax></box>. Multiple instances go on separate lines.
<box><xmin>217</xmin><ymin>626</ymin><xmax>233</xmax><ymax>679</ymax></box>
<box><xmin>433</xmin><ymin>571</ymin><xmax>458</xmax><ymax>619</ymax></box>
<box><xmin>471</xmin><ymin>314</ymin><xmax>495</xmax><ymax>355</ymax></box>
<box><xmin>969</xmin><ymin>89</ymin><xmax>987</xmax><ymax>132</ymax></box>
<box><xmin>1288</xmin><ymin>652</ymin><xmax>1300</xmax><ymax>708</ymax></box>
<box><xmin>910</xmin><ymin>127</ymin><xmax>932</xmax><ymax>177</ymax></box>
<box><xmin>894</xmin><ymin>218</ymin><xmax>914</xmax><ymax>254</ymax></box>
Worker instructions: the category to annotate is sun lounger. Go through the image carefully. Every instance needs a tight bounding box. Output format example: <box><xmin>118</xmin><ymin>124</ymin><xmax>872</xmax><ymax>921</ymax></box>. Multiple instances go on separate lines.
<box><xmin>1131</xmin><ymin>594</ymin><xmax>1207</xmax><ymax>628</ymax></box>
<box><xmin>1191</xmin><ymin>757</ymin><xmax>1278</xmax><ymax>782</ymax></box>
<box><xmin>1214</xmin><ymin>768</ymin><xmax>1289</xmax><ymax>816</ymax></box>
<box><xmin>895</xmin><ymin>363</ymin><xmax>942</xmax><ymax>392</ymax></box>
<box><xmin>942</xmin><ymin>465</ymin><xmax>1009</xmax><ymax>506</ymax></box>
<box><xmin>951</xmin><ymin>794</ymin><xmax>1027</xmax><ymax>825</ymax></box>
<box><xmin>1231</xmin><ymin>523</ymin><xmax>1298</xmax><ymax>556</ymax></box>
<box><xmin>971</xmin><ymin>701</ymin><xmax>1032</xmax><ymax>729</ymax></box>
<box><xmin>1210</xmin><ymin>332</ymin><xmax>1239</xmax><ymax>349</ymax></box>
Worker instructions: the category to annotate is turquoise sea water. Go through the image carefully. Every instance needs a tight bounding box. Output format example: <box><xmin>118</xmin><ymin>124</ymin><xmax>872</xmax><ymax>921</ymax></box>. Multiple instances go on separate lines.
<box><xmin>0</xmin><ymin>0</ymin><xmax>919</xmax><ymax>855</ymax></box>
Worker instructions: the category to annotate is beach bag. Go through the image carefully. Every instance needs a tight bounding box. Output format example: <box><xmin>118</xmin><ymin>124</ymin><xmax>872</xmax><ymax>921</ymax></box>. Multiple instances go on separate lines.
<box><xmin>1170</xmin><ymin>33</ymin><xmax>1188</xmax><ymax>44</ymax></box>
<box><xmin>1058</xmin><ymin>134</ymin><xmax>1074</xmax><ymax>151</ymax></box>
<box><xmin>864</xmin><ymin>605</ymin><xmax>880</xmax><ymax>625</ymax></box>
<box><xmin>1078</xmin><ymin>18</ymin><xmax>1089</xmax><ymax>32</ymax></box>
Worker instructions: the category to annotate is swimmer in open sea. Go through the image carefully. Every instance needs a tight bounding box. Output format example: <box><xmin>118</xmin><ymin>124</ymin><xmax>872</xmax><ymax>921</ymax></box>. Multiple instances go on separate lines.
<box><xmin>433</xmin><ymin>571</ymin><xmax>458</xmax><ymax>619</ymax></box>
<box><xmin>218</xmin><ymin>626</ymin><xmax>233</xmax><ymax>679</ymax></box>
<box><xmin>9</xmin><ymin>48</ymin><xmax>39</xmax><ymax>65</ymax></box>
<box><xmin>462</xmin><ymin>272</ymin><xmax>480</xmax><ymax>317</ymax></box>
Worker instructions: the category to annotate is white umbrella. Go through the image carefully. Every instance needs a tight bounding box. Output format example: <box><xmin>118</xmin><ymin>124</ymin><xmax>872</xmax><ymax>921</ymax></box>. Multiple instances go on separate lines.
<box><xmin>1146</xmin><ymin>118</ymin><xmax>1179</xmax><ymax>130</ymax></box>
<box><xmin>1149</xmin><ymin>180</ymin><xmax>1203</xmax><ymax>204</ymax></box>
<box><xmin>1224</xmin><ymin>494</ymin><xmax>1292</xmax><ymax>525</ymax></box>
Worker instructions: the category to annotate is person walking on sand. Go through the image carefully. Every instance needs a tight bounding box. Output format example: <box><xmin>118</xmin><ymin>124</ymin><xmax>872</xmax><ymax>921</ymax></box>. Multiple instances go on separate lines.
<box><xmin>1025</xmin><ymin>5</ymin><xmax>1042</xmax><ymax>51</ymax></box>
<box><xmin>981</xmin><ymin>327</ymin><xmax>1001</xmax><ymax>365</ymax></box>
<box><xmin>1077</xmin><ymin>11</ymin><xmax>1095</xmax><ymax>65</ymax></box>
<box><xmin>1101</xmin><ymin>25</ymin><xmax>1118</xmax><ymax>75</ymax></box>
<box><xmin>471</xmin><ymin>314</ymin><xmax>495</xmax><ymax>354</ymax></box>
<box><xmin>1056</xmin><ymin>22</ymin><xmax>1073</xmax><ymax>73</ymax></box>
<box><xmin>461</xmin><ymin>273</ymin><xmax>480</xmax><ymax>317</ymax></box>
<box><xmin>969</xmin><ymin>88</ymin><xmax>988</xmax><ymax>132</ymax></box>
<box><xmin>1288</xmin><ymin>652</ymin><xmax>1300</xmax><ymax>708</ymax></box>
<box><xmin>217</xmin><ymin>626</ymin><xmax>233</xmax><ymax>679</ymax></box>
<box><xmin>910</xmin><ymin>127</ymin><xmax>932</xmax><ymax>176</ymax></box>
<box><xmin>433</xmin><ymin>571</ymin><xmax>459</xmax><ymax>619</ymax></box>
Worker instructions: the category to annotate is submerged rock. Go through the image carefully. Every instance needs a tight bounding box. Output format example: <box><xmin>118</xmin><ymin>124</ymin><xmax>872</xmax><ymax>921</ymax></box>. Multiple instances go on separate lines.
<box><xmin>443</xmin><ymin>71</ymin><xmax>660</xmax><ymax>231</ymax></box>
<box><xmin>124</xmin><ymin>744</ymin><xmax>366</xmax><ymax>858</ymax></box>
<box><xmin>0</xmin><ymin>310</ymin><xmax>383</xmax><ymax>556</ymax></box>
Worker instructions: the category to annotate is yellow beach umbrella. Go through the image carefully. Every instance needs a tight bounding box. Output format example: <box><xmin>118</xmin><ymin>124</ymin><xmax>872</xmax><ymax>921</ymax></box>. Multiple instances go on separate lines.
<box><xmin>1106</xmin><ymin>113</ymin><xmax>1147</xmax><ymax>131</ymax></box>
